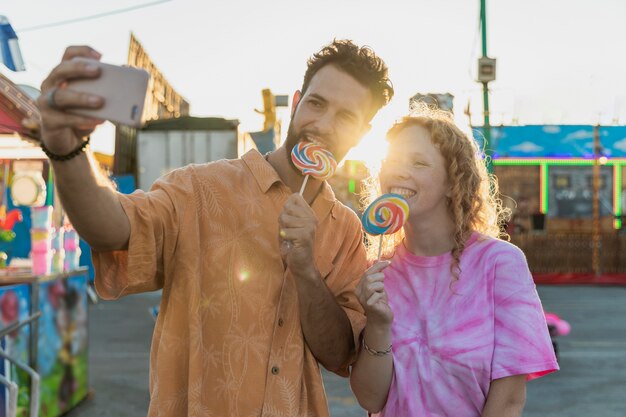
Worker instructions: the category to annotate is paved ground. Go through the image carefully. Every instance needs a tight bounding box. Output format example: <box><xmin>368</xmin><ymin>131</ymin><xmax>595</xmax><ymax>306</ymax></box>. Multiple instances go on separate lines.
<box><xmin>522</xmin><ymin>286</ymin><xmax>626</xmax><ymax>417</ymax></box>
<box><xmin>66</xmin><ymin>285</ymin><xmax>626</xmax><ymax>416</ymax></box>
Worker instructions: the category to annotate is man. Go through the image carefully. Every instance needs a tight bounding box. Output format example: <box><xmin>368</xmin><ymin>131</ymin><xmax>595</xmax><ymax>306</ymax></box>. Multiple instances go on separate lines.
<box><xmin>33</xmin><ymin>39</ymin><xmax>393</xmax><ymax>416</ymax></box>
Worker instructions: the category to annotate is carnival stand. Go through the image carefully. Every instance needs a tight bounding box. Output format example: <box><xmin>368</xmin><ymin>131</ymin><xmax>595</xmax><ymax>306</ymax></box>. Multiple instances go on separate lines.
<box><xmin>0</xmin><ymin>73</ymin><xmax>89</xmax><ymax>417</ymax></box>
<box><xmin>474</xmin><ymin>124</ymin><xmax>626</xmax><ymax>283</ymax></box>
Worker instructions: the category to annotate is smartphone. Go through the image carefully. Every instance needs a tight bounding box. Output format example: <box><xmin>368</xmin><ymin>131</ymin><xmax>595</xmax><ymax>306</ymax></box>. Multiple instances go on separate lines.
<box><xmin>65</xmin><ymin>58</ymin><xmax>150</xmax><ymax>128</ymax></box>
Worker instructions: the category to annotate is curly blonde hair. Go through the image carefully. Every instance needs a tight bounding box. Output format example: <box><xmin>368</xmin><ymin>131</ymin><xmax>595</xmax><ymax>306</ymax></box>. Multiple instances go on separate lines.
<box><xmin>362</xmin><ymin>106</ymin><xmax>510</xmax><ymax>281</ymax></box>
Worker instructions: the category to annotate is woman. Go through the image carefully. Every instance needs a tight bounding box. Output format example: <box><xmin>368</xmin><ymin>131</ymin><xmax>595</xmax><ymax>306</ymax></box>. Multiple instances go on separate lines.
<box><xmin>350</xmin><ymin>108</ymin><xmax>558</xmax><ymax>417</ymax></box>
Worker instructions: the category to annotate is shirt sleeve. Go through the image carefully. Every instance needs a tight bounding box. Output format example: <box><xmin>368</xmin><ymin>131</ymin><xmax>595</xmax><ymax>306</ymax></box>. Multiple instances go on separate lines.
<box><xmin>322</xmin><ymin>209</ymin><xmax>367</xmax><ymax>377</ymax></box>
<box><xmin>491</xmin><ymin>244</ymin><xmax>559</xmax><ymax>381</ymax></box>
<box><xmin>92</xmin><ymin>171</ymin><xmax>182</xmax><ymax>300</ymax></box>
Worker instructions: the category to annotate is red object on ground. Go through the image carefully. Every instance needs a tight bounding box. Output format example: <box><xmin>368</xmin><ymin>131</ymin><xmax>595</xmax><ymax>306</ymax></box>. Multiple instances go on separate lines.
<box><xmin>544</xmin><ymin>312</ymin><xmax>571</xmax><ymax>336</ymax></box>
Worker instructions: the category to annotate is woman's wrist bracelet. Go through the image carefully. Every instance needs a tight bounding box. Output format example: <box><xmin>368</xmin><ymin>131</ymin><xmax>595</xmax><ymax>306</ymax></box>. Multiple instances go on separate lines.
<box><xmin>363</xmin><ymin>339</ymin><xmax>392</xmax><ymax>356</ymax></box>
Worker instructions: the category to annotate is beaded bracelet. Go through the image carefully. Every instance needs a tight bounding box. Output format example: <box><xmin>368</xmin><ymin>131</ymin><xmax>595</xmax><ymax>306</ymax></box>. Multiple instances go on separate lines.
<box><xmin>363</xmin><ymin>339</ymin><xmax>392</xmax><ymax>356</ymax></box>
<box><xmin>40</xmin><ymin>137</ymin><xmax>90</xmax><ymax>161</ymax></box>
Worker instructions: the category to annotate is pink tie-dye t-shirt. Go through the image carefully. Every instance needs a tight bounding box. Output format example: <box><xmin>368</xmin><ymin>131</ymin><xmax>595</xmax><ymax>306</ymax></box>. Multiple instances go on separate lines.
<box><xmin>375</xmin><ymin>233</ymin><xmax>558</xmax><ymax>417</ymax></box>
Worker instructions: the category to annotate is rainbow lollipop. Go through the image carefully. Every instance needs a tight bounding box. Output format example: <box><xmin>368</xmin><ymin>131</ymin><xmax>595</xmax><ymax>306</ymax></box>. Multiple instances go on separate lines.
<box><xmin>291</xmin><ymin>142</ymin><xmax>337</xmax><ymax>195</ymax></box>
<box><xmin>362</xmin><ymin>193</ymin><xmax>409</xmax><ymax>260</ymax></box>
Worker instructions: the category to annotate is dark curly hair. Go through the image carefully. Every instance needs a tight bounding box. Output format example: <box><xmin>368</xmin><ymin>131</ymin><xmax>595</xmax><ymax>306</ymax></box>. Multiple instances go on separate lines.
<box><xmin>301</xmin><ymin>39</ymin><xmax>394</xmax><ymax>119</ymax></box>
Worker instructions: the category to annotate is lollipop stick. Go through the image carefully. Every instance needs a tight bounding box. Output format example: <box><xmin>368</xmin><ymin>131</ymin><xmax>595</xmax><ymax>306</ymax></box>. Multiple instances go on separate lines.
<box><xmin>377</xmin><ymin>235</ymin><xmax>383</xmax><ymax>261</ymax></box>
<box><xmin>299</xmin><ymin>175</ymin><xmax>310</xmax><ymax>196</ymax></box>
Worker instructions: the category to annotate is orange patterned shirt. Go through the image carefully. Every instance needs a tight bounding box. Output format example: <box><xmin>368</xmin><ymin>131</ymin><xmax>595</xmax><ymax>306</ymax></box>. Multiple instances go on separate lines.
<box><xmin>93</xmin><ymin>149</ymin><xmax>367</xmax><ymax>417</ymax></box>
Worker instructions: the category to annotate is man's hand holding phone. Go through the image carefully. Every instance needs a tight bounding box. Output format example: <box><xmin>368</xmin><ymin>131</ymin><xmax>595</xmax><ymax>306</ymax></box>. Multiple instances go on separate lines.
<box><xmin>27</xmin><ymin>46</ymin><xmax>135</xmax><ymax>254</ymax></box>
<box><xmin>33</xmin><ymin>45</ymin><xmax>149</xmax><ymax>158</ymax></box>
<box><xmin>34</xmin><ymin>46</ymin><xmax>106</xmax><ymax>156</ymax></box>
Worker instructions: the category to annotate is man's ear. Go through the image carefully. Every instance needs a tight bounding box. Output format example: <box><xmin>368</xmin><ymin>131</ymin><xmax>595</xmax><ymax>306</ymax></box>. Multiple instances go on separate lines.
<box><xmin>291</xmin><ymin>90</ymin><xmax>302</xmax><ymax>117</ymax></box>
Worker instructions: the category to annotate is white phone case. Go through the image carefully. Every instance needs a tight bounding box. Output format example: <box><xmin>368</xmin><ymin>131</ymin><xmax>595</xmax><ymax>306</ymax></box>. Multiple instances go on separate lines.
<box><xmin>66</xmin><ymin>58</ymin><xmax>150</xmax><ymax>128</ymax></box>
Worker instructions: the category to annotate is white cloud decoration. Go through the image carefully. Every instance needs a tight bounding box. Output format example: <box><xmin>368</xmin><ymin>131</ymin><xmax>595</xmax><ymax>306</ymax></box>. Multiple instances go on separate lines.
<box><xmin>543</xmin><ymin>126</ymin><xmax>561</xmax><ymax>134</ymax></box>
<box><xmin>564</xmin><ymin>129</ymin><xmax>593</xmax><ymax>142</ymax></box>
<box><xmin>614</xmin><ymin>138</ymin><xmax>626</xmax><ymax>152</ymax></box>
<box><xmin>510</xmin><ymin>141</ymin><xmax>544</xmax><ymax>153</ymax></box>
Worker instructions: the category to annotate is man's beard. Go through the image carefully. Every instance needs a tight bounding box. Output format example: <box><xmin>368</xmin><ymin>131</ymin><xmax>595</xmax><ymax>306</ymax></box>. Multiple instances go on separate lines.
<box><xmin>284</xmin><ymin>121</ymin><xmax>345</xmax><ymax>169</ymax></box>
<box><xmin>284</xmin><ymin>121</ymin><xmax>302</xmax><ymax>174</ymax></box>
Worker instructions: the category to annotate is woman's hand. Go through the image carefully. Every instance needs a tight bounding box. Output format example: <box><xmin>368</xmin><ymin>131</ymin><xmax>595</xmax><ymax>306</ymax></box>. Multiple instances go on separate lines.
<box><xmin>356</xmin><ymin>261</ymin><xmax>393</xmax><ymax>327</ymax></box>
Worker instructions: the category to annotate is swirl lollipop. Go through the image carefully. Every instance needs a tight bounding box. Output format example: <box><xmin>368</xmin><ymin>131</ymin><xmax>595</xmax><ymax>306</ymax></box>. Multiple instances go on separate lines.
<box><xmin>362</xmin><ymin>193</ymin><xmax>409</xmax><ymax>260</ymax></box>
<box><xmin>291</xmin><ymin>142</ymin><xmax>337</xmax><ymax>195</ymax></box>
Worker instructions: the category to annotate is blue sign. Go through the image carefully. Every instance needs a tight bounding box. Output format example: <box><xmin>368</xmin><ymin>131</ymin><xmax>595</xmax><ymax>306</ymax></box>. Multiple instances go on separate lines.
<box><xmin>0</xmin><ymin>16</ymin><xmax>24</xmax><ymax>72</ymax></box>
<box><xmin>473</xmin><ymin>125</ymin><xmax>626</xmax><ymax>158</ymax></box>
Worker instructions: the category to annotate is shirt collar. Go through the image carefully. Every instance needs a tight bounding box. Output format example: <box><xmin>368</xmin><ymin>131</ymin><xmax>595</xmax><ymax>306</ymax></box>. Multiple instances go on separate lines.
<box><xmin>242</xmin><ymin>149</ymin><xmax>282</xmax><ymax>193</ymax></box>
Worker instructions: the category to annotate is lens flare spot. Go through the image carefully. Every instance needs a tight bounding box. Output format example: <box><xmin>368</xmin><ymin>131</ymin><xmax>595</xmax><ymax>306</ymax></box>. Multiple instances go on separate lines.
<box><xmin>239</xmin><ymin>271</ymin><xmax>250</xmax><ymax>282</ymax></box>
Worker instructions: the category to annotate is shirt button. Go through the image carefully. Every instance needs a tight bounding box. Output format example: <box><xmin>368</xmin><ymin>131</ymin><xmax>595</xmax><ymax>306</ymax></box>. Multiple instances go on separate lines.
<box><xmin>278</xmin><ymin>318</ymin><xmax>284</xmax><ymax>327</ymax></box>
<box><xmin>271</xmin><ymin>366</ymin><xmax>279</xmax><ymax>375</ymax></box>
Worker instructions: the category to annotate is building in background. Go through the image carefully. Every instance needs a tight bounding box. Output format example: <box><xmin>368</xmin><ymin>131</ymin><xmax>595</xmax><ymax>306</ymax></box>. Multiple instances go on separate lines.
<box><xmin>409</xmin><ymin>93</ymin><xmax>454</xmax><ymax>113</ymax></box>
<box><xmin>245</xmin><ymin>89</ymin><xmax>289</xmax><ymax>155</ymax></box>
<box><xmin>114</xmin><ymin>33</ymin><xmax>190</xmax><ymax>177</ymax></box>
<box><xmin>135</xmin><ymin>116</ymin><xmax>239</xmax><ymax>191</ymax></box>
<box><xmin>473</xmin><ymin>124</ymin><xmax>626</xmax><ymax>276</ymax></box>
<box><xmin>127</xmin><ymin>33</ymin><xmax>190</xmax><ymax>121</ymax></box>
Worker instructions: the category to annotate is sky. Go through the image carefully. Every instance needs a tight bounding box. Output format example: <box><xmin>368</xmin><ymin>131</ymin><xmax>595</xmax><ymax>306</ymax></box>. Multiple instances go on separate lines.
<box><xmin>3</xmin><ymin>0</ymin><xmax>626</xmax><ymax>165</ymax></box>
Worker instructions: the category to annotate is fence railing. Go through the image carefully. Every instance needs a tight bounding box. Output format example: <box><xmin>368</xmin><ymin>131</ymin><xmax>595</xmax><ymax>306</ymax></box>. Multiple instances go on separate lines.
<box><xmin>511</xmin><ymin>232</ymin><xmax>626</xmax><ymax>274</ymax></box>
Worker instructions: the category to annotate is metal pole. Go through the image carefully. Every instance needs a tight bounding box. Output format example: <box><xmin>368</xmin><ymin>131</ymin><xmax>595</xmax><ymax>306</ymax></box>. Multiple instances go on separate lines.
<box><xmin>592</xmin><ymin>125</ymin><xmax>601</xmax><ymax>277</ymax></box>
<box><xmin>481</xmin><ymin>0</ymin><xmax>493</xmax><ymax>173</ymax></box>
